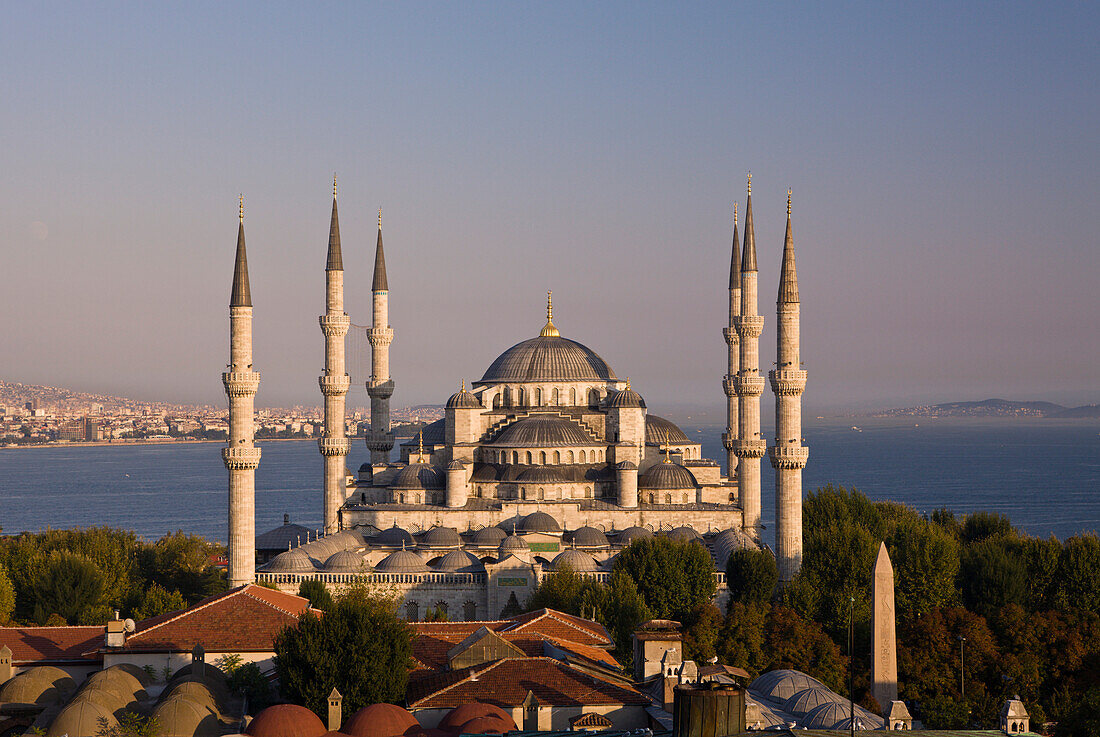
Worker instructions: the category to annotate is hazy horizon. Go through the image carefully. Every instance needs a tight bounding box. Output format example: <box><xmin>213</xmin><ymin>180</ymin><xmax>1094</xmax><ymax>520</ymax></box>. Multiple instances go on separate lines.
<box><xmin>4</xmin><ymin>3</ymin><xmax>1098</xmax><ymax>412</ymax></box>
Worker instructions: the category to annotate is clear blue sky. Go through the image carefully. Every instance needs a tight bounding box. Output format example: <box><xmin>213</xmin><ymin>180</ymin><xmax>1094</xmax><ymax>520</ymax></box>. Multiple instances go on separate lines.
<box><xmin>3</xmin><ymin>2</ymin><xmax>1098</xmax><ymax>412</ymax></box>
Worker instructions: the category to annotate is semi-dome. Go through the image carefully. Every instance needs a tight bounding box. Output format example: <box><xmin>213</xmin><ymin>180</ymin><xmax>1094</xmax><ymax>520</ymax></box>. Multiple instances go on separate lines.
<box><xmin>375</xmin><ymin>549</ymin><xmax>429</xmax><ymax>573</ymax></box>
<box><xmin>645</xmin><ymin>415</ymin><xmax>690</xmax><ymax>445</ymax></box>
<box><xmin>607</xmin><ymin>387</ymin><xmax>646</xmax><ymax>408</ymax></box>
<box><xmin>516</xmin><ymin>466</ymin><xmax>566</xmax><ymax>484</ymax></box>
<box><xmin>469</xmin><ymin>526</ymin><xmax>506</xmax><ymax>546</ymax></box>
<box><xmin>479</xmin><ymin>335</ymin><xmax>617</xmax><ymax>383</ymax></box>
<box><xmin>783</xmin><ymin>687</ymin><xmax>846</xmax><ymax>716</ymax></box>
<box><xmin>750</xmin><ymin>669</ymin><xmax>827</xmax><ymax>701</ymax></box>
<box><xmin>445</xmin><ymin>460</ymin><xmax>466</xmax><ymax>471</ymax></box>
<box><xmin>519</xmin><ymin>510</ymin><xmax>562</xmax><ymax>533</ymax></box>
<box><xmin>324</xmin><ymin>550</ymin><xmax>368</xmax><ymax>573</ymax></box>
<box><xmin>497</xmin><ymin>516</ymin><xmax>524</xmax><ymax>535</ymax></box>
<box><xmin>264</xmin><ymin>548</ymin><xmax>317</xmax><ymax>573</ymax></box>
<box><xmin>614</xmin><ymin>460</ymin><xmax>638</xmax><ymax>471</ymax></box>
<box><xmin>569</xmin><ymin>526</ymin><xmax>610</xmax><ymax>549</ymax></box>
<box><xmin>492</xmin><ymin>415</ymin><xmax>597</xmax><ymax>447</ymax></box>
<box><xmin>342</xmin><ymin>702</ymin><xmax>420</xmax><ymax>737</ymax></box>
<box><xmin>665</xmin><ymin>526</ymin><xmax>702</xmax><ymax>542</ymax></box>
<box><xmin>391</xmin><ymin>463</ymin><xmax>445</xmax><ymax>489</ymax></box>
<box><xmin>446</xmin><ymin>385</ymin><xmax>482</xmax><ymax>409</ymax></box>
<box><xmin>420</xmin><ymin>526</ymin><xmax>462</xmax><ymax>549</ymax></box>
<box><xmin>617</xmin><ymin>526</ymin><xmax>654</xmax><ymax>545</ymax></box>
<box><xmin>244</xmin><ymin>703</ymin><xmax>326</xmax><ymax>737</ymax></box>
<box><xmin>639</xmin><ymin>462</ymin><xmax>697</xmax><ymax>490</ymax></box>
<box><xmin>498</xmin><ymin>535</ymin><xmax>529</xmax><ymax>555</ymax></box>
<box><xmin>434</xmin><ymin>549</ymin><xmax>484</xmax><ymax>572</ymax></box>
<box><xmin>801</xmin><ymin>702</ymin><xmax>859</xmax><ymax>729</ymax></box>
<box><xmin>712</xmin><ymin>527</ymin><xmax>759</xmax><ymax>566</ymax></box>
<box><xmin>376</xmin><ymin>525</ymin><xmax>415</xmax><ymax>547</ymax></box>
<box><xmin>552</xmin><ymin>549</ymin><xmax>598</xmax><ymax>572</ymax></box>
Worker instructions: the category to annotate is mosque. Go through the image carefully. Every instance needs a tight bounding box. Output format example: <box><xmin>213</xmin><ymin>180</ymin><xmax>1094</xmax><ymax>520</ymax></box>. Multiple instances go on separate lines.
<box><xmin>223</xmin><ymin>176</ymin><xmax>808</xmax><ymax>618</ymax></box>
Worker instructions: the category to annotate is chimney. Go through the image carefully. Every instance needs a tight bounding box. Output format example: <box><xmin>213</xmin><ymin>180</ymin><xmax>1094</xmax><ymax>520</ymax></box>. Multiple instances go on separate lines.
<box><xmin>328</xmin><ymin>688</ymin><xmax>343</xmax><ymax>731</ymax></box>
<box><xmin>192</xmin><ymin>644</ymin><xmax>205</xmax><ymax>678</ymax></box>
<box><xmin>0</xmin><ymin>645</ymin><xmax>12</xmax><ymax>683</ymax></box>
<box><xmin>106</xmin><ymin>619</ymin><xmax>126</xmax><ymax>648</ymax></box>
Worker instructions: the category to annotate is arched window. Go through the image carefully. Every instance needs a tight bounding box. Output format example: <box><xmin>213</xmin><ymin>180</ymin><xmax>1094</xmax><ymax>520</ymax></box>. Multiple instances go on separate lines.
<box><xmin>463</xmin><ymin>601</ymin><xmax>477</xmax><ymax>621</ymax></box>
<box><xmin>493</xmin><ymin>393</ymin><xmax>501</xmax><ymax>409</ymax></box>
<box><xmin>552</xmin><ymin>388</ymin><xmax>559</xmax><ymax>405</ymax></box>
<box><xmin>539</xmin><ymin>451</ymin><xmax>546</xmax><ymax>464</ymax></box>
<box><xmin>553</xmin><ymin>451</ymin><xmax>560</xmax><ymax>464</ymax></box>
<box><xmin>579</xmin><ymin>450</ymin><xmax>586</xmax><ymax>463</ymax></box>
<box><xmin>570</xmin><ymin>387</ymin><xmax>576</xmax><ymax>405</ymax></box>
<box><xmin>585</xmin><ymin>486</ymin><xmax>592</xmax><ymax>499</ymax></box>
<box><xmin>588</xmin><ymin>389</ymin><xmax>599</xmax><ymax>407</ymax></box>
<box><xmin>567</xmin><ymin>450</ymin><xmax>574</xmax><ymax>463</ymax></box>
<box><xmin>537</xmin><ymin>488</ymin><xmax>545</xmax><ymax>500</ymax></box>
<box><xmin>502</xmin><ymin>387</ymin><xmax>510</xmax><ymax>407</ymax></box>
<box><xmin>665</xmin><ymin>494</ymin><xmax>672</xmax><ymax>504</ymax></box>
<box><xmin>518</xmin><ymin>387</ymin><xmax>525</xmax><ymax>405</ymax></box>
<box><xmin>406</xmin><ymin>601</ymin><xmax>419</xmax><ymax>621</ymax></box>
<box><xmin>435</xmin><ymin>601</ymin><xmax>448</xmax><ymax>618</ymax></box>
<box><xmin>536</xmin><ymin>388</ymin><xmax>543</xmax><ymax>405</ymax></box>
<box><xmin>729</xmin><ymin>492</ymin><xmax>736</xmax><ymax>503</ymax></box>
<box><xmin>649</xmin><ymin>493</ymin><xmax>655</xmax><ymax>504</ymax></box>
<box><xmin>526</xmin><ymin>451</ymin><xmax>533</xmax><ymax>464</ymax></box>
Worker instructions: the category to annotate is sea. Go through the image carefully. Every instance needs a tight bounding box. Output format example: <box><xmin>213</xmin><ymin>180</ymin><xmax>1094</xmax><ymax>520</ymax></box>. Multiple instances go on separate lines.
<box><xmin>1</xmin><ymin>418</ymin><xmax>1097</xmax><ymax>547</ymax></box>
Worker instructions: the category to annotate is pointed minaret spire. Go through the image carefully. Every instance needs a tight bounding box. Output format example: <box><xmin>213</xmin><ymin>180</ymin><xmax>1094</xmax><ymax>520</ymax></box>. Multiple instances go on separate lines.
<box><xmin>729</xmin><ymin>202</ymin><xmax>741</xmax><ymax>289</ymax></box>
<box><xmin>372</xmin><ymin>207</ymin><xmax>388</xmax><ymax>291</ymax></box>
<box><xmin>326</xmin><ymin>175</ymin><xmax>343</xmax><ymax>271</ymax></box>
<box><xmin>741</xmin><ymin>173</ymin><xmax>757</xmax><ymax>272</ymax></box>
<box><xmin>723</xmin><ymin>198</ymin><xmax>742</xmax><ymax>481</ymax></box>
<box><xmin>778</xmin><ymin>188</ymin><xmax>799</xmax><ymax>303</ymax></box>
<box><xmin>230</xmin><ymin>196</ymin><xmax>251</xmax><ymax>308</ymax></box>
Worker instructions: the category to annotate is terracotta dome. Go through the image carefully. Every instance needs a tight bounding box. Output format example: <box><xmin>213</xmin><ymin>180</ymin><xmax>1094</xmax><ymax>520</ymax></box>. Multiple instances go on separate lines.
<box><xmin>342</xmin><ymin>703</ymin><xmax>420</xmax><ymax>737</ymax></box>
<box><xmin>438</xmin><ymin>703</ymin><xmax>516</xmax><ymax>732</ymax></box>
<box><xmin>244</xmin><ymin>703</ymin><xmax>327</xmax><ymax>737</ymax></box>
<box><xmin>152</xmin><ymin>694</ymin><xmax>223</xmax><ymax>737</ymax></box>
<box><xmin>454</xmin><ymin>715</ymin><xmax>516</xmax><ymax>734</ymax></box>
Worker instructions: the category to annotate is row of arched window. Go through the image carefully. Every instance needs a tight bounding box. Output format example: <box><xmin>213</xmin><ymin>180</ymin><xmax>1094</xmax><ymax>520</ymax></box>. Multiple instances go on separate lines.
<box><xmin>405</xmin><ymin>600</ymin><xmax>478</xmax><ymax>622</ymax></box>
<box><xmin>486</xmin><ymin>448</ymin><xmax>605</xmax><ymax>465</ymax></box>
<box><xmin>490</xmin><ymin>386</ymin><xmax>605</xmax><ymax>409</ymax></box>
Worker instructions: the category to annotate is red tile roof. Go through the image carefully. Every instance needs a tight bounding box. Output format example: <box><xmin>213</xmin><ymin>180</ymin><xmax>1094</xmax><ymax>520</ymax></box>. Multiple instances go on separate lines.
<box><xmin>0</xmin><ymin>626</ymin><xmax>103</xmax><ymax>664</ymax></box>
<box><xmin>407</xmin><ymin>657</ymin><xmax>647</xmax><ymax>709</ymax></box>
<box><xmin>112</xmin><ymin>584</ymin><xmax>318</xmax><ymax>653</ymax></box>
<box><xmin>500</xmin><ymin>609</ymin><xmax>612</xmax><ymax>646</ymax></box>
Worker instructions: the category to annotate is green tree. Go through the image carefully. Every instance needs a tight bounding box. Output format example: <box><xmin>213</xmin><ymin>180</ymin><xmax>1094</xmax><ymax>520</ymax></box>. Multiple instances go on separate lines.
<box><xmin>1054</xmin><ymin>533</ymin><xmax>1100</xmax><ymax>612</ymax></box>
<box><xmin>921</xmin><ymin>695</ymin><xmax>971</xmax><ymax>729</ymax></box>
<box><xmin>274</xmin><ymin>589</ymin><xmax>413</xmax><ymax>717</ymax></box>
<box><xmin>0</xmin><ymin>563</ymin><xmax>15</xmax><ymax>623</ymax></box>
<box><xmin>612</xmin><ymin>537</ymin><xmax>716</xmax><ymax>621</ymax></box>
<box><xmin>32</xmin><ymin>551</ymin><xmax>106</xmax><ymax>624</ymax></box>
<box><xmin>885</xmin><ymin>518</ymin><xmax>960</xmax><ymax>615</ymax></box>
<box><xmin>297</xmin><ymin>579</ymin><xmax>334</xmax><ymax>612</ymax></box>
<box><xmin>724</xmin><ymin>548</ymin><xmax>777</xmax><ymax>607</ymax></box>
<box><xmin>526</xmin><ymin>567</ymin><xmax>587</xmax><ymax>614</ymax></box>
<box><xmin>762</xmin><ymin>606</ymin><xmax>845</xmax><ymax>692</ymax></box>
<box><xmin>600</xmin><ymin>571</ymin><xmax>651</xmax><ymax>666</ymax></box>
<box><xmin>682</xmin><ymin>603</ymin><xmax>723</xmax><ymax>663</ymax></box>
<box><xmin>960</xmin><ymin>511</ymin><xmax>1015</xmax><ymax>544</ymax></box>
<box><xmin>133</xmin><ymin>584</ymin><xmax>186</xmax><ymax>620</ymax></box>
<box><xmin>959</xmin><ymin>538</ymin><xmax>1027</xmax><ymax>616</ymax></box>
<box><xmin>1019</xmin><ymin>536</ymin><xmax>1061</xmax><ymax>611</ymax></box>
<box><xmin>716</xmin><ymin>602</ymin><xmax>768</xmax><ymax>677</ymax></box>
<box><xmin>144</xmin><ymin>531</ymin><xmax>226</xmax><ymax>603</ymax></box>
<box><xmin>95</xmin><ymin>711</ymin><xmax>161</xmax><ymax>737</ymax></box>
<box><xmin>228</xmin><ymin>661</ymin><xmax>273</xmax><ymax>714</ymax></box>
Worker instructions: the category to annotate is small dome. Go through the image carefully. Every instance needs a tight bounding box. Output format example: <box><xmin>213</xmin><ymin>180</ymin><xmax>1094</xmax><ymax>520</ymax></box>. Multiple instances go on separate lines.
<box><xmin>492</xmin><ymin>415</ymin><xmax>598</xmax><ymax>447</ymax></box>
<box><xmin>569</xmin><ymin>526</ymin><xmax>609</xmax><ymax>549</ymax></box>
<box><xmin>0</xmin><ymin>667</ymin><xmax>76</xmax><ymax>706</ymax></box>
<box><xmin>152</xmin><ymin>694</ymin><xmax>223</xmax><ymax>737</ymax></box>
<box><xmin>639</xmin><ymin>462</ymin><xmax>697</xmax><ymax>490</ymax></box>
<box><xmin>244</xmin><ymin>704</ymin><xmax>326</xmax><ymax>737</ymax></box>
<box><xmin>445</xmin><ymin>460</ymin><xmax>466</xmax><ymax>471</ymax></box>
<box><xmin>497</xmin><ymin>516</ymin><xmax>524</xmax><ymax>535</ymax></box>
<box><xmin>376</xmin><ymin>525</ymin><xmax>414</xmax><ymax>547</ymax></box>
<box><xmin>750</xmin><ymin>669</ymin><xmax>827</xmax><ymax>701</ymax></box>
<box><xmin>607</xmin><ymin>388</ymin><xmax>646</xmax><ymax>408</ymax></box>
<box><xmin>162</xmin><ymin>679</ymin><xmax>227</xmax><ymax>711</ymax></box>
<box><xmin>375</xmin><ymin>549</ymin><xmax>429</xmax><ymax>573</ymax></box>
<box><xmin>498</xmin><ymin>535</ymin><xmax>529</xmax><ymax>555</ymax></box>
<box><xmin>324</xmin><ymin>550</ymin><xmax>368</xmax><ymax>573</ymax></box>
<box><xmin>552</xmin><ymin>549</ymin><xmax>598</xmax><ymax>572</ymax></box>
<box><xmin>712</xmin><ymin>527</ymin><xmax>759</xmax><ymax>566</ymax></box>
<box><xmin>469</xmin><ymin>526</ymin><xmax>507</xmax><ymax>546</ymax></box>
<box><xmin>325</xmin><ymin>529</ymin><xmax>363</xmax><ymax>552</ymax></box>
<box><xmin>438</xmin><ymin>703</ymin><xmax>516</xmax><ymax>732</ymax></box>
<box><xmin>645</xmin><ymin>415</ymin><xmax>690</xmax><ymax>445</ymax></box>
<box><xmin>801</xmin><ymin>702</ymin><xmax>859</xmax><ymax>730</ymax></box>
<box><xmin>392</xmin><ymin>463</ymin><xmax>445</xmax><ymax>489</ymax></box>
<box><xmin>783</xmin><ymin>687</ymin><xmax>846</xmax><ymax>716</ymax></box>
<box><xmin>358</xmin><ymin>462</ymin><xmax>372</xmax><ymax>475</ymax></box>
<box><xmin>519</xmin><ymin>511</ymin><xmax>562</xmax><ymax>533</ymax></box>
<box><xmin>516</xmin><ymin>466</ymin><xmax>566</xmax><ymax>484</ymax></box>
<box><xmin>47</xmin><ymin>696</ymin><xmax>118</xmax><ymax>737</ymax></box>
<box><xmin>456</xmin><ymin>715</ymin><xmax>515</xmax><ymax>734</ymax></box>
<box><xmin>264</xmin><ymin>548</ymin><xmax>317</xmax><ymax>573</ymax></box>
<box><xmin>420</xmin><ymin>526</ymin><xmax>462</xmax><ymax>549</ymax></box>
<box><xmin>434</xmin><ymin>549</ymin><xmax>484</xmax><ymax>572</ymax></box>
<box><xmin>617</xmin><ymin>526</ymin><xmax>654</xmax><ymax>545</ymax></box>
<box><xmin>665</xmin><ymin>526</ymin><xmax>701</xmax><ymax>543</ymax></box>
<box><xmin>615</xmin><ymin>460</ymin><xmax>638</xmax><ymax>471</ymax></box>
<box><xmin>342</xmin><ymin>703</ymin><xmax>420</xmax><ymax>737</ymax></box>
<box><xmin>446</xmin><ymin>387</ymin><xmax>482</xmax><ymax>409</ymax></box>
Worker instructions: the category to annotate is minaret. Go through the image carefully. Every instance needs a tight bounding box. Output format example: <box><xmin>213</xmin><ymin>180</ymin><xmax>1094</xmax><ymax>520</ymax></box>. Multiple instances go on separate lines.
<box><xmin>366</xmin><ymin>208</ymin><xmax>395</xmax><ymax>464</ymax></box>
<box><xmin>722</xmin><ymin>202</ymin><xmax>741</xmax><ymax>481</ymax></box>
<box><xmin>319</xmin><ymin>176</ymin><xmax>351</xmax><ymax>534</ymax></box>
<box><xmin>223</xmin><ymin>196</ymin><xmax>261</xmax><ymax>588</ymax></box>
<box><xmin>769</xmin><ymin>189</ymin><xmax>808</xmax><ymax>581</ymax></box>
<box><xmin>734</xmin><ymin>174</ymin><xmax>766</xmax><ymax>538</ymax></box>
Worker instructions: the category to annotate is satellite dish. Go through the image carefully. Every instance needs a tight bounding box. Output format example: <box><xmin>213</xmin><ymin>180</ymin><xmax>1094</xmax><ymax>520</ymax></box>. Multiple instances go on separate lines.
<box><xmin>123</xmin><ymin>619</ymin><xmax>136</xmax><ymax>633</ymax></box>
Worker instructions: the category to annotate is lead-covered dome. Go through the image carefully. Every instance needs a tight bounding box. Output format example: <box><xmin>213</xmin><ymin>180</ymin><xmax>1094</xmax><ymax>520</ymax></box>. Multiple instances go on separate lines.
<box><xmin>492</xmin><ymin>415</ymin><xmax>597</xmax><ymax>447</ymax></box>
<box><xmin>392</xmin><ymin>463</ymin><xmax>445</xmax><ymax>489</ymax></box>
<box><xmin>552</xmin><ymin>549</ymin><xmax>598</xmax><ymax>572</ymax></box>
<box><xmin>479</xmin><ymin>335</ymin><xmax>617</xmax><ymax>383</ymax></box>
<box><xmin>607</xmin><ymin>387</ymin><xmax>646</xmax><ymax>408</ymax></box>
<box><xmin>446</xmin><ymin>385</ymin><xmax>482</xmax><ymax>409</ymax></box>
<box><xmin>420</xmin><ymin>526</ymin><xmax>462</xmax><ymax>549</ymax></box>
<box><xmin>519</xmin><ymin>511</ymin><xmax>562</xmax><ymax>533</ymax></box>
<box><xmin>375</xmin><ymin>549</ymin><xmax>428</xmax><ymax>573</ymax></box>
<box><xmin>645</xmin><ymin>415</ymin><xmax>691</xmax><ymax>445</ymax></box>
<box><xmin>639</xmin><ymin>462</ymin><xmax>697</xmax><ymax>490</ymax></box>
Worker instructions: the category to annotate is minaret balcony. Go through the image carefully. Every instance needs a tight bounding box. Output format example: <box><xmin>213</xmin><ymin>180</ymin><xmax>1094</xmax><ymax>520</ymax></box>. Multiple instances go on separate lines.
<box><xmin>723</xmin><ymin>376</ymin><xmax>737</xmax><ymax>396</ymax></box>
<box><xmin>365</xmin><ymin>432</ymin><xmax>395</xmax><ymax>453</ymax></box>
<box><xmin>318</xmin><ymin>437</ymin><xmax>351</xmax><ymax>456</ymax></box>
<box><xmin>222</xmin><ymin>446</ymin><xmax>262</xmax><ymax>470</ymax></box>
<box><xmin>734</xmin><ymin>375</ymin><xmax>766</xmax><ymax>396</ymax></box>
<box><xmin>769</xmin><ymin>369</ymin><xmax>807</xmax><ymax>395</ymax></box>
<box><xmin>733</xmin><ymin>439</ymin><xmax>767</xmax><ymax>458</ymax></box>
<box><xmin>222</xmin><ymin>371</ymin><xmax>260</xmax><ymax>397</ymax></box>
<box><xmin>733</xmin><ymin>315</ymin><xmax>764</xmax><ymax>338</ymax></box>
<box><xmin>722</xmin><ymin>431</ymin><xmax>737</xmax><ymax>450</ymax></box>
<box><xmin>723</xmin><ymin>327</ymin><xmax>740</xmax><ymax>346</ymax></box>
<box><xmin>769</xmin><ymin>445</ymin><xmax>809</xmax><ymax>469</ymax></box>
<box><xmin>367</xmin><ymin>327</ymin><xmax>394</xmax><ymax>346</ymax></box>
<box><xmin>319</xmin><ymin>314</ymin><xmax>351</xmax><ymax>337</ymax></box>
<box><xmin>367</xmin><ymin>379</ymin><xmax>395</xmax><ymax>399</ymax></box>
<box><xmin>319</xmin><ymin>374</ymin><xmax>351</xmax><ymax>396</ymax></box>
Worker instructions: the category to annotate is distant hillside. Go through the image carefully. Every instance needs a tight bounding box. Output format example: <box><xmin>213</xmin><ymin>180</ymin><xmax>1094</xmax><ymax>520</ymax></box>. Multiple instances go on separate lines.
<box><xmin>871</xmin><ymin>398</ymin><xmax>1086</xmax><ymax>418</ymax></box>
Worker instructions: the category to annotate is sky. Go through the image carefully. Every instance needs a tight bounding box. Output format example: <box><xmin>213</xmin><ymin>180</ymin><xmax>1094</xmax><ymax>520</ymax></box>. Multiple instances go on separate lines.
<box><xmin>2</xmin><ymin>2</ymin><xmax>1098</xmax><ymax>413</ymax></box>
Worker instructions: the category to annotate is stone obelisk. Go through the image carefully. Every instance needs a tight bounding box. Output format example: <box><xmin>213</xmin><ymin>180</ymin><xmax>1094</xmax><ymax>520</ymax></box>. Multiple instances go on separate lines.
<box><xmin>872</xmin><ymin>541</ymin><xmax>898</xmax><ymax>707</ymax></box>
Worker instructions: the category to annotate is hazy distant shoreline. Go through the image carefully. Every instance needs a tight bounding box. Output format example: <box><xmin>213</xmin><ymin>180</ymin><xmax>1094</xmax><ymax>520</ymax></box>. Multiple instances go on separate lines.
<box><xmin>0</xmin><ymin>437</ymin><xmax>307</xmax><ymax>451</ymax></box>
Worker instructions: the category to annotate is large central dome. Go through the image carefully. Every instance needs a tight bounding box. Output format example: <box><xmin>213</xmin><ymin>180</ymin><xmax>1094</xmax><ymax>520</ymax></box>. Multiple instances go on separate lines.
<box><xmin>479</xmin><ymin>335</ymin><xmax>617</xmax><ymax>383</ymax></box>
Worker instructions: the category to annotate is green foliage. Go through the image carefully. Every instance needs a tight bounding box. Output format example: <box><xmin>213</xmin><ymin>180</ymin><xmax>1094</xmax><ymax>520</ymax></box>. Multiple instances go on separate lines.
<box><xmin>33</xmin><ymin>551</ymin><xmax>106</xmax><ymax>624</ymax></box>
<box><xmin>762</xmin><ymin>605</ymin><xmax>845</xmax><ymax>692</ymax></box>
<box><xmin>681</xmin><ymin>603</ymin><xmax>722</xmax><ymax>663</ymax></box>
<box><xmin>423</xmin><ymin>606</ymin><xmax>449</xmax><ymax>622</ymax></box>
<box><xmin>297</xmin><ymin>579</ymin><xmax>334</xmax><ymax>612</ymax></box>
<box><xmin>921</xmin><ymin>695</ymin><xmax>971</xmax><ymax>729</ymax></box>
<box><xmin>600</xmin><ymin>571</ymin><xmax>652</xmax><ymax>666</ymax></box>
<box><xmin>133</xmin><ymin>584</ymin><xmax>186</xmax><ymax>620</ymax></box>
<box><xmin>1057</xmin><ymin>684</ymin><xmax>1100</xmax><ymax>737</ymax></box>
<box><xmin>142</xmin><ymin>531</ymin><xmax>226</xmax><ymax>603</ymax></box>
<box><xmin>213</xmin><ymin>653</ymin><xmax>244</xmax><ymax>676</ymax></box>
<box><xmin>274</xmin><ymin>589</ymin><xmax>413</xmax><ymax>716</ymax></box>
<box><xmin>95</xmin><ymin>711</ymin><xmax>160</xmax><ymax>737</ymax></box>
<box><xmin>960</xmin><ymin>511</ymin><xmax>1016</xmax><ymax>544</ymax></box>
<box><xmin>716</xmin><ymin>602</ymin><xmax>768</xmax><ymax>677</ymax></box>
<box><xmin>228</xmin><ymin>661</ymin><xmax>272</xmax><ymax>713</ymax></box>
<box><xmin>0</xmin><ymin>563</ymin><xmax>15</xmax><ymax>623</ymax></box>
<box><xmin>960</xmin><ymin>538</ymin><xmax>1027</xmax><ymax>616</ymax></box>
<box><xmin>612</xmin><ymin>537</ymin><xmax>716</xmax><ymax>621</ymax></box>
<box><xmin>724</xmin><ymin>548</ymin><xmax>777</xmax><ymax>607</ymax></box>
<box><xmin>885</xmin><ymin>517</ymin><xmax>959</xmax><ymax>614</ymax></box>
<box><xmin>1054</xmin><ymin>533</ymin><xmax>1100</xmax><ymax>612</ymax></box>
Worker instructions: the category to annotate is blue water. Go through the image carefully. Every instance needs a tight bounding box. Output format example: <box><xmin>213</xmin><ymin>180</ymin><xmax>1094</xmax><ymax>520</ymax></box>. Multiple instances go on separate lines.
<box><xmin>1</xmin><ymin>418</ymin><xmax>1097</xmax><ymax>545</ymax></box>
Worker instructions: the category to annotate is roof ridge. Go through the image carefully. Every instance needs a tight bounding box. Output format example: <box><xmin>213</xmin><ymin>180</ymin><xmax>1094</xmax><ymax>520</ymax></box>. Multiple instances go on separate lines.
<box><xmin>508</xmin><ymin>609</ymin><xmax>611</xmax><ymax>645</ymax></box>
<box><xmin>240</xmin><ymin>586</ymin><xmax>314</xmax><ymax>618</ymax></box>
<box><xmin>410</xmin><ymin>659</ymin><xmax>507</xmax><ymax>705</ymax></box>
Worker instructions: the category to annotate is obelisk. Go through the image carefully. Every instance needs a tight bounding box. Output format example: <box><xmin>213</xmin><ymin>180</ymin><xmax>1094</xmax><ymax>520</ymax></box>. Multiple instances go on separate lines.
<box><xmin>872</xmin><ymin>541</ymin><xmax>898</xmax><ymax>707</ymax></box>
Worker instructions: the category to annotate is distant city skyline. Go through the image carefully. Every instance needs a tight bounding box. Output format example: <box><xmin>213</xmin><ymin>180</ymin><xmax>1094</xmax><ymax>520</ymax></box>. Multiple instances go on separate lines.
<box><xmin>3</xmin><ymin>3</ymin><xmax>1098</xmax><ymax>412</ymax></box>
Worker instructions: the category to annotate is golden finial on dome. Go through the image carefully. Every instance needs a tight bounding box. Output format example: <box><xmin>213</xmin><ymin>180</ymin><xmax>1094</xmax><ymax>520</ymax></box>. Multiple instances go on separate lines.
<box><xmin>460</xmin><ymin>379</ymin><xmax>466</xmax><ymax>393</ymax></box>
<box><xmin>418</xmin><ymin>430</ymin><xmax>423</xmax><ymax>455</ymax></box>
<box><xmin>540</xmin><ymin>290</ymin><xmax>560</xmax><ymax>337</ymax></box>
<box><xmin>626</xmin><ymin>377</ymin><xmax>631</xmax><ymax>390</ymax></box>
<box><xmin>787</xmin><ymin>188</ymin><xmax>792</xmax><ymax>216</ymax></box>
<box><xmin>238</xmin><ymin>194</ymin><xmax>244</xmax><ymax>222</ymax></box>
<box><xmin>662</xmin><ymin>444</ymin><xmax>671</xmax><ymax>463</ymax></box>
